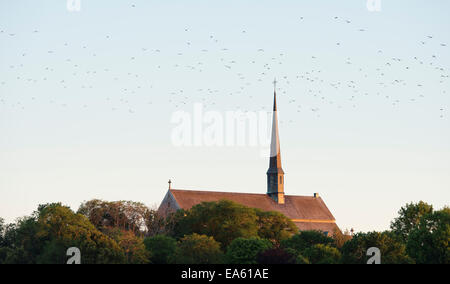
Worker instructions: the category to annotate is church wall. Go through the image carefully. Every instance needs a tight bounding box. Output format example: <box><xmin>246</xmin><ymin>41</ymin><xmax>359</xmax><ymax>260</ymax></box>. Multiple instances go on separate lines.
<box><xmin>157</xmin><ymin>190</ymin><xmax>180</xmax><ymax>217</ymax></box>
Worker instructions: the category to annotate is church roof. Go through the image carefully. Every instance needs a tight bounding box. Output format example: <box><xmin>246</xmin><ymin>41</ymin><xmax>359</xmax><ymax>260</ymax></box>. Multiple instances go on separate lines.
<box><xmin>168</xmin><ymin>189</ymin><xmax>339</xmax><ymax>233</ymax></box>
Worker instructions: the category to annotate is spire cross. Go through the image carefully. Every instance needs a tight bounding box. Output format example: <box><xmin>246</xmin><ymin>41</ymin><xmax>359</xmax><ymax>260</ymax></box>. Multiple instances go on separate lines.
<box><xmin>273</xmin><ymin>78</ymin><xmax>277</xmax><ymax>92</ymax></box>
<box><xmin>168</xmin><ymin>179</ymin><xmax>172</xmax><ymax>190</ymax></box>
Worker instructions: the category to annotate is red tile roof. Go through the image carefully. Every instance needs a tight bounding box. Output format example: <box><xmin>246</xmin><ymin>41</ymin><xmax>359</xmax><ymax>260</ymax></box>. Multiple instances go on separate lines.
<box><xmin>168</xmin><ymin>189</ymin><xmax>339</xmax><ymax>233</ymax></box>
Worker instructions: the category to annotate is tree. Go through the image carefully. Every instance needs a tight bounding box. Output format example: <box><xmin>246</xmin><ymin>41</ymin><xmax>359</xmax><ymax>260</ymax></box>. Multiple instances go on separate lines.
<box><xmin>302</xmin><ymin>244</ymin><xmax>341</xmax><ymax>264</ymax></box>
<box><xmin>255</xmin><ymin>210</ymin><xmax>297</xmax><ymax>245</ymax></box>
<box><xmin>144</xmin><ymin>235</ymin><xmax>177</xmax><ymax>264</ymax></box>
<box><xmin>406</xmin><ymin>207</ymin><xmax>450</xmax><ymax>264</ymax></box>
<box><xmin>256</xmin><ymin>248</ymin><xmax>297</xmax><ymax>264</ymax></box>
<box><xmin>341</xmin><ymin>231</ymin><xmax>414</xmax><ymax>264</ymax></box>
<box><xmin>77</xmin><ymin>199</ymin><xmax>153</xmax><ymax>236</ymax></box>
<box><xmin>332</xmin><ymin>229</ymin><xmax>353</xmax><ymax>249</ymax></box>
<box><xmin>173</xmin><ymin>233</ymin><xmax>224</xmax><ymax>264</ymax></box>
<box><xmin>0</xmin><ymin>218</ymin><xmax>5</xmax><ymax>247</ymax></box>
<box><xmin>103</xmin><ymin>227</ymin><xmax>150</xmax><ymax>264</ymax></box>
<box><xmin>172</xmin><ymin>200</ymin><xmax>299</xmax><ymax>249</ymax></box>
<box><xmin>226</xmin><ymin>237</ymin><xmax>273</xmax><ymax>264</ymax></box>
<box><xmin>281</xmin><ymin>230</ymin><xmax>335</xmax><ymax>255</ymax></box>
<box><xmin>145</xmin><ymin>210</ymin><xmax>173</xmax><ymax>237</ymax></box>
<box><xmin>35</xmin><ymin>203</ymin><xmax>125</xmax><ymax>264</ymax></box>
<box><xmin>1</xmin><ymin>216</ymin><xmax>42</xmax><ymax>264</ymax></box>
<box><xmin>0</xmin><ymin>247</ymin><xmax>27</xmax><ymax>264</ymax></box>
<box><xmin>0</xmin><ymin>203</ymin><xmax>125</xmax><ymax>264</ymax></box>
<box><xmin>390</xmin><ymin>201</ymin><xmax>433</xmax><ymax>242</ymax></box>
<box><xmin>172</xmin><ymin>200</ymin><xmax>259</xmax><ymax>248</ymax></box>
<box><xmin>0</xmin><ymin>218</ymin><xmax>37</xmax><ymax>264</ymax></box>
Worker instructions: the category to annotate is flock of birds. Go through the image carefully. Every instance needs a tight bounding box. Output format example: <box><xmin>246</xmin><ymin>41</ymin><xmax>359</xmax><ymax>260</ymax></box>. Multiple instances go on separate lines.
<box><xmin>0</xmin><ymin>12</ymin><xmax>448</xmax><ymax>122</ymax></box>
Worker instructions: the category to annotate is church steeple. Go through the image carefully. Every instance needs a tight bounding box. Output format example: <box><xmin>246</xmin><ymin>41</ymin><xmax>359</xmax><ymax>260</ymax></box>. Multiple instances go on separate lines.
<box><xmin>267</xmin><ymin>79</ymin><xmax>285</xmax><ymax>204</ymax></box>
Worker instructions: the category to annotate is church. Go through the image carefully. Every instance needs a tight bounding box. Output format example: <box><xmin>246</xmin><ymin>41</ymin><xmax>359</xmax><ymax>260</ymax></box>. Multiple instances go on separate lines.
<box><xmin>158</xmin><ymin>85</ymin><xmax>340</xmax><ymax>236</ymax></box>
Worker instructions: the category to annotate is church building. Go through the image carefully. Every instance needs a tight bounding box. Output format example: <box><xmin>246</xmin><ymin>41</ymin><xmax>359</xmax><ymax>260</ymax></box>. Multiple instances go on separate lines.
<box><xmin>158</xmin><ymin>84</ymin><xmax>340</xmax><ymax>235</ymax></box>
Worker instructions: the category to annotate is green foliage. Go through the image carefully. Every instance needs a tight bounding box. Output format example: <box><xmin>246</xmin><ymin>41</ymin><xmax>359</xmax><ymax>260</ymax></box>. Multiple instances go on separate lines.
<box><xmin>1</xmin><ymin>217</ymin><xmax>43</xmax><ymax>264</ymax></box>
<box><xmin>296</xmin><ymin>253</ymin><xmax>310</xmax><ymax>264</ymax></box>
<box><xmin>226</xmin><ymin>237</ymin><xmax>273</xmax><ymax>264</ymax></box>
<box><xmin>77</xmin><ymin>199</ymin><xmax>158</xmax><ymax>236</ymax></box>
<box><xmin>406</xmin><ymin>207</ymin><xmax>450</xmax><ymax>264</ymax></box>
<box><xmin>173</xmin><ymin>233</ymin><xmax>224</xmax><ymax>264</ymax></box>
<box><xmin>256</xmin><ymin>248</ymin><xmax>297</xmax><ymax>264</ymax></box>
<box><xmin>391</xmin><ymin>201</ymin><xmax>433</xmax><ymax>242</ymax></box>
<box><xmin>103</xmin><ymin>227</ymin><xmax>150</xmax><ymax>264</ymax></box>
<box><xmin>172</xmin><ymin>200</ymin><xmax>260</xmax><ymax>248</ymax></box>
<box><xmin>0</xmin><ymin>247</ymin><xmax>8</xmax><ymax>263</ymax></box>
<box><xmin>332</xmin><ymin>229</ymin><xmax>352</xmax><ymax>249</ymax></box>
<box><xmin>0</xmin><ymin>247</ymin><xmax>28</xmax><ymax>264</ymax></box>
<box><xmin>281</xmin><ymin>230</ymin><xmax>335</xmax><ymax>255</ymax></box>
<box><xmin>303</xmin><ymin>244</ymin><xmax>341</xmax><ymax>264</ymax></box>
<box><xmin>0</xmin><ymin>217</ymin><xmax>4</xmax><ymax>246</ymax></box>
<box><xmin>172</xmin><ymin>200</ymin><xmax>297</xmax><ymax>249</ymax></box>
<box><xmin>255</xmin><ymin>210</ymin><xmax>298</xmax><ymax>245</ymax></box>
<box><xmin>35</xmin><ymin>203</ymin><xmax>125</xmax><ymax>264</ymax></box>
<box><xmin>341</xmin><ymin>231</ymin><xmax>414</xmax><ymax>264</ymax></box>
<box><xmin>144</xmin><ymin>235</ymin><xmax>177</xmax><ymax>264</ymax></box>
<box><xmin>1</xmin><ymin>199</ymin><xmax>448</xmax><ymax>264</ymax></box>
<box><xmin>0</xmin><ymin>203</ymin><xmax>125</xmax><ymax>264</ymax></box>
<box><xmin>277</xmin><ymin>231</ymin><xmax>340</xmax><ymax>264</ymax></box>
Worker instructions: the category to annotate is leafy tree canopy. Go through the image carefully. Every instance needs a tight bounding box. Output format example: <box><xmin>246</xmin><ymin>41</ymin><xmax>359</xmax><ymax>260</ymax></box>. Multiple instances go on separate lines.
<box><xmin>1</xmin><ymin>199</ymin><xmax>447</xmax><ymax>264</ymax></box>
<box><xmin>332</xmin><ymin>229</ymin><xmax>353</xmax><ymax>249</ymax></box>
<box><xmin>103</xmin><ymin>227</ymin><xmax>150</xmax><ymax>264</ymax></box>
<box><xmin>172</xmin><ymin>200</ymin><xmax>260</xmax><ymax>248</ymax></box>
<box><xmin>390</xmin><ymin>201</ymin><xmax>433</xmax><ymax>242</ymax></box>
<box><xmin>173</xmin><ymin>233</ymin><xmax>224</xmax><ymax>264</ymax></box>
<box><xmin>0</xmin><ymin>217</ymin><xmax>4</xmax><ymax>246</ymax></box>
<box><xmin>37</xmin><ymin>203</ymin><xmax>125</xmax><ymax>264</ymax></box>
<box><xmin>255</xmin><ymin>210</ymin><xmax>298</xmax><ymax>245</ymax></box>
<box><xmin>256</xmin><ymin>248</ymin><xmax>297</xmax><ymax>264</ymax></box>
<box><xmin>1</xmin><ymin>203</ymin><xmax>125</xmax><ymax>264</ymax></box>
<box><xmin>172</xmin><ymin>200</ymin><xmax>297</xmax><ymax>248</ymax></box>
<box><xmin>341</xmin><ymin>231</ymin><xmax>414</xmax><ymax>264</ymax></box>
<box><xmin>77</xmin><ymin>199</ymin><xmax>157</xmax><ymax>236</ymax></box>
<box><xmin>226</xmin><ymin>237</ymin><xmax>273</xmax><ymax>264</ymax></box>
<box><xmin>144</xmin><ymin>235</ymin><xmax>177</xmax><ymax>264</ymax></box>
<box><xmin>407</xmin><ymin>207</ymin><xmax>450</xmax><ymax>264</ymax></box>
<box><xmin>281</xmin><ymin>230</ymin><xmax>335</xmax><ymax>255</ymax></box>
<box><xmin>303</xmin><ymin>244</ymin><xmax>341</xmax><ymax>264</ymax></box>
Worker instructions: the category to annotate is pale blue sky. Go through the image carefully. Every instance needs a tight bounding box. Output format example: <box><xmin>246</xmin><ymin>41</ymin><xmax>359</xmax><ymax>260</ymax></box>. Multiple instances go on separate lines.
<box><xmin>0</xmin><ymin>0</ymin><xmax>449</xmax><ymax>232</ymax></box>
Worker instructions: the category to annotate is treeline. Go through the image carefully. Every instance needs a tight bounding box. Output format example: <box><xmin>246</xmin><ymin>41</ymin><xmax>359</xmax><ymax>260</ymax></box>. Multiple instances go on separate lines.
<box><xmin>0</xmin><ymin>200</ymin><xmax>448</xmax><ymax>264</ymax></box>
